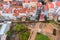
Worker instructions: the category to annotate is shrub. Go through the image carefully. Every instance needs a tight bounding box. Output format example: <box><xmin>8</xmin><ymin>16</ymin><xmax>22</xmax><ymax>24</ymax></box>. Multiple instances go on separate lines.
<box><xmin>19</xmin><ymin>31</ymin><xmax>30</xmax><ymax>40</ymax></box>
<box><xmin>35</xmin><ymin>33</ymin><xmax>50</xmax><ymax>40</ymax></box>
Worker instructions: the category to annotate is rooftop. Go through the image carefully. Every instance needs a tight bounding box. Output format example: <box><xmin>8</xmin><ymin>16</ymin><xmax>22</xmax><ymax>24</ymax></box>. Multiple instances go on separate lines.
<box><xmin>0</xmin><ymin>23</ymin><xmax>7</xmax><ymax>35</ymax></box>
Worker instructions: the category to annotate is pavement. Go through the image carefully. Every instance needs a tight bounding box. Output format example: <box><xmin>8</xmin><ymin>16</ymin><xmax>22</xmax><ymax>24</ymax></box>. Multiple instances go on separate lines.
<box><xmin>28</xmin><ymin>23</ymin><xmax>54</xmax><ymax>40</ymax></box>
<box><xmin>28</xmin><ymin>23</ymin><xmax>40</xmax><ymax>40</ymax></box>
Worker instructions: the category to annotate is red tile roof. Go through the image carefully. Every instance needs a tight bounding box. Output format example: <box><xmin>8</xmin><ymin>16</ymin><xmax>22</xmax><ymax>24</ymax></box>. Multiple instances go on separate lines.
<box><xmin>23</xmin><ymin>0</ymin><xmax>30</xmax><ymax>3</ymax></box>
<box><xmin>56</xmin><ymin>2</ymin><xmax>60</xmax><ymax>6</ymax></box>
<box><xmin>45</xmin><ymin>4</ymin><xmax>49</xmax><ymax>10</ymax></box>
<box><xmin>37</xmin><ymin>2</ymin><xmax>42</xmax><ymax>7</ymax></box>
<box><xmin>0</xmin><ymin>4</ymin><xmax>2</xmax><ymax>7</ymax></box>
<box><xmin>14</xmin><ymin>10</ymin><xmax>19</xmax><ymax>13</ymax></box>
<box><xmin>48</xmin><ymin>2</ymin><xmax>54</xmax><ymax>8</ymax></box>
<box><xmin>31</xmin><ymin>7</ymin><xmax>36</xmax><ymax>12</ymax></box>
<box><xmin>26</xmin><ymin>8</ymin><xmax>30</xmax><ymax>13</ymax></box>
<box><xmin>13</xmin><ymin>13</ymin><xmax>19</xmax><ymax>16</ymax></box>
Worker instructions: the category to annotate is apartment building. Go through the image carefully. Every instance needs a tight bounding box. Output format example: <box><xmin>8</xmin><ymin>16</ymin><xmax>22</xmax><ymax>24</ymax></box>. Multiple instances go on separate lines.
<box><xmin>0</xmin><ymin>21</ymin><xmax>11</xmax><ymax>40</ymax></box>
<box><xmin>0</xmin><ymin>0</ymin><xmax>59</xmax><ymax>21</ymax></box>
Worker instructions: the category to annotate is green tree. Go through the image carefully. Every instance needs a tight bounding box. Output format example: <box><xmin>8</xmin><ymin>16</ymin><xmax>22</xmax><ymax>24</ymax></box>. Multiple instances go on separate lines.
<box><xmin>6</xmin><ymin>30</ymin><xmax>12</xmax><ymax>40</ymax></box>
<box><xmin>35</xmin><ymin>33</ymin><xmax>50</xmax><ymax>40</ymax></box>
<box><xmin>13</xmin><ymin>24</ymin><xmax>21</xmax><ymax>33</ymax></box>
<box><xmin>13</xmin><ymin>24</ymin><xmax>28</xmax><ymax>33</ymax></box>
<box><xmin>19</xmin><ymin>31</ymin><xmax>30</xmax><ymax>40</ymax></box>
<box><xmin>26</xmin><ymin>17</ymin><xmax>30</xmax><ymax>21</ymax></box>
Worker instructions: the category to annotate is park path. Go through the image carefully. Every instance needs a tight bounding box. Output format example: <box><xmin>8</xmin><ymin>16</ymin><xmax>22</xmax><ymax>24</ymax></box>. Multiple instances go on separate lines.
<box><xmin>28</xmin><ymin>23</ymin><xmax>40</xmax><ymax>40</ymax></box>
<box><xmin>27</xmin><ymin>22</ymin><xmax>58</xmax><ymax>40</ymax></box>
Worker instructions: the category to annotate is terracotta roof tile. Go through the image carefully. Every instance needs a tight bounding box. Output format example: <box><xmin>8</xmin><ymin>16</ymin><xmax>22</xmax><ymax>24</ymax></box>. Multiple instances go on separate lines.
<box><xmin>37</xmin><ymin>2</ymin><xmax>42</xmax><ymax>7</ymax></box>
<box><xmin>56</xmin><ymin>2</ymin><xmax>60</xmax><ymax>6</ymax></box>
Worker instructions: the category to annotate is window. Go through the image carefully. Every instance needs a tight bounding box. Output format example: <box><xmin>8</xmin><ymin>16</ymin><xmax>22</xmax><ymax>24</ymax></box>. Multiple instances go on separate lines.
<box><xmin>53</xmin><ymin>29</ymin><xmax>56</xmax><ymax>36</ymax></box>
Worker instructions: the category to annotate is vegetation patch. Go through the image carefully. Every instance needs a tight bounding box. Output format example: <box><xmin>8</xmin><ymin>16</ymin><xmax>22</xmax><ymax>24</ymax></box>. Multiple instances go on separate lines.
<box><xmin>7</xmin><ymin>23</ymin><xmax>30</xmax><ymax>40</ymax></box>
<box><xmin>35</xmin><ymin>33</ymin><xmax>50</xmax><ymax>40</ymax></box>
<box><xmin>48</xmin><ymin>20</ymin><xmax>60</xmax><ymax>28</ymax></box>
<box><xmin>19</xmin><ymin>31</ymin><xmax>30</xmax><ymax>40</ymax></box>
<box><xmin>48</xmin><ymin>20</ymin><xmax>57</xmax><ymax>25</ymax></box>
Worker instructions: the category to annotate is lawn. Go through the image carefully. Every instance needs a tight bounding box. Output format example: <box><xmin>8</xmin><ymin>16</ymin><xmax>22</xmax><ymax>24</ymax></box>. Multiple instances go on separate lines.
<box><xmin>48</xmin><ymin>20</ymin><xmax>60</xmax><ymax>28</ymax></box>
<box><xmin>35</xmin><ymin>33</ymin><xmax>50</xmax><ymax>40</ymax></box>
<box><xmin>19</xmin><ymin>31</ymin><xmax>30</xmax><ymax>40</ymax></box>
<box><xmin>48</xmin><ymin>20</ymin><xmax>57</xmax><ymax>25</ymax></box>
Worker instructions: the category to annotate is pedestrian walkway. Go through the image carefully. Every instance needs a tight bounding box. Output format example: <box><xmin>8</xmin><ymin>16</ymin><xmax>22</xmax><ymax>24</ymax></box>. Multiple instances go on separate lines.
<box><xmin>28</xmin><ymin>22</ymin><xmax>59</xmax><ymax>40</ymax></box>
<box><xmin>28</xmin><ymin>23</ymin><xmax>40</xmax><ymax>40</ymax></box>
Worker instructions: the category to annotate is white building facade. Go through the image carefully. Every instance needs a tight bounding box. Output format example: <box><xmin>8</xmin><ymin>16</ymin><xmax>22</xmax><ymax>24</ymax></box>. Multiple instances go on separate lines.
<box><xmin>0</xmin><ymin>21</ymin><xmax>11</xmax><ymax>40</ymax></box>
